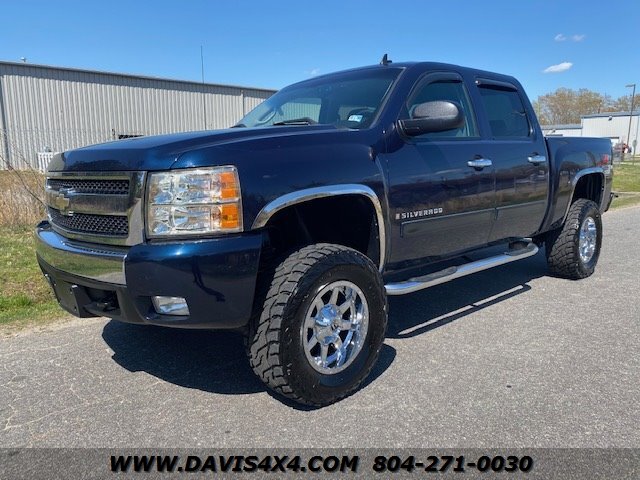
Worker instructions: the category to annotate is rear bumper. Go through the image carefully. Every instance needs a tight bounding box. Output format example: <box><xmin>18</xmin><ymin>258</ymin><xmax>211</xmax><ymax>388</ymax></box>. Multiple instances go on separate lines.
<box><xmin>35</xmin><ymin>222</ymin><xmax>263</xmax><ymax>329</ymax></box>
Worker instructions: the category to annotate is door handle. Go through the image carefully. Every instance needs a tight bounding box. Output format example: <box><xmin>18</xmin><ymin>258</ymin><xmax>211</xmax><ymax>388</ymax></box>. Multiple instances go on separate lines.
<box><xmin>528</xmin><ymin>154</ymin><xmax>546</xmax><ymax>165</ymax></box>
<box><xmin>467</xmin><ymin>158</ymin><xmax>493</xmax><ymax>169</ymax></box>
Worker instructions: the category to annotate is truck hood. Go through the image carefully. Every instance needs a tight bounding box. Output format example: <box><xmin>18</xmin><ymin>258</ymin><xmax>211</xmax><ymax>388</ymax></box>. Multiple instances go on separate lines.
<box><xmin>48</xmin><ymin>125</ymin><xmax>337</xmax><ymax>172</ymax></box>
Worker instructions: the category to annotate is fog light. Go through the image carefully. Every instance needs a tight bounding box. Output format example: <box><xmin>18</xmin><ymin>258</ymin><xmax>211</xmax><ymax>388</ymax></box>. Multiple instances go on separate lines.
<box><xmin>152</xmin><ymin>296</ymin><xmax>190</xmax><ymax>316</ymax></box>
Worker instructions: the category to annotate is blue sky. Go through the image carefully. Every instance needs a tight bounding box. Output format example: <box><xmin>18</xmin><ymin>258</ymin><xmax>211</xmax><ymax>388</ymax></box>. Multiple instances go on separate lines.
<box><xmin>1</xmin><ymin>0</ymin><xmax>638</xmax><ymax>101</ymax></box>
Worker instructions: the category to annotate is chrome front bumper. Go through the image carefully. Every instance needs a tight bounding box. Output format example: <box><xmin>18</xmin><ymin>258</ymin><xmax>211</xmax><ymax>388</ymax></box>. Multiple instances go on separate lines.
<box><xmin>35</xmin><ymin>222</ymin><xmax>128</xmax><ymax>285</ymax></box>
<box><xmin>35</xmin><ymin>221</ymin><xmax>264</xmax><ymax>328</ymax></box>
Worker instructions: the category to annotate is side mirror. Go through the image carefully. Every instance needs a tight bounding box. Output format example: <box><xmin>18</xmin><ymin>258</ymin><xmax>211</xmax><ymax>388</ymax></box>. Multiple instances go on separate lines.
<box><xmin>399</xmin><ymin>101</ymin><xmax>464</xmax><ymax>136</ymax></box>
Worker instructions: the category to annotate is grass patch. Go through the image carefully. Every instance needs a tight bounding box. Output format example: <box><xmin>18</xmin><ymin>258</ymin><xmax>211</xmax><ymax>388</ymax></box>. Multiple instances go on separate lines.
<box><xmin>0</xmin><ymin>170</ymin><xmax>46</xmax><ymax>227</ymax></box>
<box><xmin>0</xmin><ymin>226</ymin><xmax>66</xmax><ymax>329</ymax></box>
<box><xmin>0</xmin><ymin>171</ymin><xmax>68</xmax><ymax>329</ymax></box>
<box><xmin>611</xmin><ymin>195</ymin><xmax>640</xmax><ymax>209</ymax></box>
<box><xmin>613</xmin><ymin>163</ymin><xmax>640</xmax><ymax>192</ymax></box>
<box><xmin>611</xmin><ymin>163</ymin><xmax>640</xmax><ymax>209</ymax></box>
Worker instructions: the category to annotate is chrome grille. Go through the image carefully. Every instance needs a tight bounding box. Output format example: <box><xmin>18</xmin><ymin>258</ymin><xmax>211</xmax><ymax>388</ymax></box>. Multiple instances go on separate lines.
<box><xmin>48</xmin><ymin>208</ymin><xmax>129</xmax><ymax>236</ymax></box>
<box><xmin>45</xmin><ymin>172</ymin><xmax>145</xmax><ymax>246</ymax></box>
<box><xmin>47</xmin><ymin>178</ymin><xmax>130</xmax><ymax>195</ymax></box>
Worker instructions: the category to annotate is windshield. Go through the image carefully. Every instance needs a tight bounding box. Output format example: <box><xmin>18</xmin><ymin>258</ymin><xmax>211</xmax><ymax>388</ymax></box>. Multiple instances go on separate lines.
<box><xmin>237</xmin><ymin>68</ymin><xmax>402</xmax><ymax>129</ymax></box>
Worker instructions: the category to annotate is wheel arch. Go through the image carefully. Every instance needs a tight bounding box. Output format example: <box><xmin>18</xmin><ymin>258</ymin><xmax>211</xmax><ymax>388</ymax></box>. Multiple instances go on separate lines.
<box><xmin>561</xmin><ymin>168</ymin><xmax>605</xmax><ymax>223</ymax></box>
<box><xmin>251</xmin><ymin>184</ymin><xmax>386</xmax><ymax>271</ymax></box>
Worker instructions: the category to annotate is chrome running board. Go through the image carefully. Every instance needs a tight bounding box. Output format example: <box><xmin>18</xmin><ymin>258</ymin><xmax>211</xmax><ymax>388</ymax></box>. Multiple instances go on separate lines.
<box><xmin>385</xmin><ymin>242</ymin><xmax>539</xmax><ymax>296</ymax></box>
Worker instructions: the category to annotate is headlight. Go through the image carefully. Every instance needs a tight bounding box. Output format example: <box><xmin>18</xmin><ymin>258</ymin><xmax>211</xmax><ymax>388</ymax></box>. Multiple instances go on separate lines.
<box><xmin>146</xmin><ymin>166</ymin><xmax>242</xmax><ymax>237</ymax></box>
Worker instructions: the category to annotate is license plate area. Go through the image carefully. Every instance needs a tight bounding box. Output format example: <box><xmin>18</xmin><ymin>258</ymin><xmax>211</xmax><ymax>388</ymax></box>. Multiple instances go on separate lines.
<box><xmin>45</xmin><ymin>275</ymin><xmax>96</xmax><ymax>318</ymax></box>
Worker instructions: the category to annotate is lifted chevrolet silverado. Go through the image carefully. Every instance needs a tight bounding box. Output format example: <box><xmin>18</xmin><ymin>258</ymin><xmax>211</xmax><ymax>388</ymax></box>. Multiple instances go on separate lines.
<box><xmin>36</xmin><ymin>61</ymin><xmax>613</xmax><ymax>406</ymax></box>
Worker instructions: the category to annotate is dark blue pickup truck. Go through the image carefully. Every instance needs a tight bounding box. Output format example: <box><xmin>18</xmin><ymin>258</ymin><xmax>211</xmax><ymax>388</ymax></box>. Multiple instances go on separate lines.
<box><xmin>36</xmin><ymin>60</ymin><xmax>613</xmax><ymax>406</ymax></box>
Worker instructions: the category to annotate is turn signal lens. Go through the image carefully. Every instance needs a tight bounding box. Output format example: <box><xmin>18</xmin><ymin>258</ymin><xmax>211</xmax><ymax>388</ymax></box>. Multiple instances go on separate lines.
<box><xmin>221</xmin><ymin>203</ymin><xmax>240</xmax><ymax>229</ymax></box>
<box><xmin>219</xmin><ymin>171</ymin><xmax>240</xmax><ymax>199</ymax></box>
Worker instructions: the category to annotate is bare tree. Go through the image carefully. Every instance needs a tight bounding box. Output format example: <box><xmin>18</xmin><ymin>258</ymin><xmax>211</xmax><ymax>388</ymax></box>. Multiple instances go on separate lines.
<box><xmin>535</xmin><ymin>89</ymin><xmax>639</xmax><ymax>125</ymax></box>
<box><xmin>605</xmin><ymin>94</ymin><xmax>640</xmax><ymax>113</ymax></box>
<box><xmin>534</xmin><ymin>88</ymin><xmax>609</xmax><ymax>125</ymax></box>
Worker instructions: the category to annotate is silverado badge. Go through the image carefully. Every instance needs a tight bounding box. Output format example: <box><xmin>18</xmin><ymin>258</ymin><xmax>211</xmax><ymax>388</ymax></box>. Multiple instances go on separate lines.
<box><xmin>396</xmin><ymin>208</ymin><xmax>444</xmax><ymax>220</ymax></box>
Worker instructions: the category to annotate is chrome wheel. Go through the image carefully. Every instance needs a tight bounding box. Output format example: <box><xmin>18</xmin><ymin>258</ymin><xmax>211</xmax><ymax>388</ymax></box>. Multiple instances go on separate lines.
<box><xmin>579</xmin><ymin>216</ymin><xmax>597</xmax><ymax>264</ymax></box>
<box><xmin>302</xmin><ymin>280</ymin><xmax>369</xmax><ymax>375</ymax></box>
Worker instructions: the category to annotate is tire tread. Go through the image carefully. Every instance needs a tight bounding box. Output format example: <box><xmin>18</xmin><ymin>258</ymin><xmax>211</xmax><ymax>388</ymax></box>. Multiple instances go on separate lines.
<box><xmin>247</xmin><ymin>243</ymin><xmax>386</xmax><ymax>406</ymax></box>
<box><xmin>546</xmin><ymin>199</ymin><xmax>601</xmax><ymax>279</ymax></box>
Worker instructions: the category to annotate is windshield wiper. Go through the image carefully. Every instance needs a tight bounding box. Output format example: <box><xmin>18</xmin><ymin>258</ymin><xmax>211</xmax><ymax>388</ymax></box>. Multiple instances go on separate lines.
<box><xmin>231</xmin><ymin>123</ymin><xmax>246</xmax><ymax>128</ymax></box>
<box><xmin>272</xmin><ymin>117</ymin><xmax>318</xmax><ymax>126</ymax></box>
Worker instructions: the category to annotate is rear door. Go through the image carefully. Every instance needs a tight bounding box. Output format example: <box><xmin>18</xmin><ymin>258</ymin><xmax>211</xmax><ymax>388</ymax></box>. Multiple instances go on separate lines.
<box><xmin>473</xmin><ymin>79</ymin><xmax>549</xmax><ymax>241</ymax></box>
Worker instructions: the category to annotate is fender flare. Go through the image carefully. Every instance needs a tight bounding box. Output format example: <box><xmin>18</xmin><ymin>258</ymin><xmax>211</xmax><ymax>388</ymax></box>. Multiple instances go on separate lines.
<box><xmin>251</xmin><ymin>184</ymin><xmax>386</xmax><ymax>271</ymax></box>
<box><xmin>561</xmin><ymin>167</ymin><xmax>605</xmax><ymax>224</ymax></box>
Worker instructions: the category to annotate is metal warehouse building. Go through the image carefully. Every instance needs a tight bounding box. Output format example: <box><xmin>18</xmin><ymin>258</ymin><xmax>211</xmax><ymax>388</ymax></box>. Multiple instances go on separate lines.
<box><xmin>0</xmin><ymin>61</ymin><xmax>275</xmax><ymax>170</ymax></box>
<box><xmin>542</xmin><ymin>111</ymin><xmax>640</xmax><ymax>153</ymax></box>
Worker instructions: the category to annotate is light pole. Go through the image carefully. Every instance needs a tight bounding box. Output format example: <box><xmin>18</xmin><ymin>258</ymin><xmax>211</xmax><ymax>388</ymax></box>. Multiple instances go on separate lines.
<box><xmin>624</xmin><ymin>83</ymin><xmax>636</xmax><ymax>163</ymax></box>
<box><xmin>635</xmin><ymin>102</ymin><xmax>640</xmax><ymax>161</ymax></box>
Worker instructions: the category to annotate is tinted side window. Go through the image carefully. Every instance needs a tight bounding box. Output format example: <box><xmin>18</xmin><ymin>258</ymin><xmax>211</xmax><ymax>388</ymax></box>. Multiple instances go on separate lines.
<box><xmin>478</xmin><ymin>85</ymin><xmax>531</xmax><ymax>138</ymax></box>
<box><xmin>406</xmin><ymin>80</ymin><xmax>478</xmax><ymax>138</ymax></box>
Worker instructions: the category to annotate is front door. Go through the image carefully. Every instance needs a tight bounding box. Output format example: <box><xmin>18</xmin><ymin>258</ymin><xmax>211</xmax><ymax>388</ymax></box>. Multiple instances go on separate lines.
<box><xmin>384</xmin><ymin>72</ymin><xmax>495</xmax><ymax>268</ymax></box>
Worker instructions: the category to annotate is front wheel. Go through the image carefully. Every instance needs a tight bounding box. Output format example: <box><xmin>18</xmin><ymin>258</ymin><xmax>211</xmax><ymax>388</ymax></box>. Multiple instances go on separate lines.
<box><xmin>247</xmin><ymin>243</ymin><xmax>387</xmax><ymax>406</ymax></box>
<box><xmin>545</xmin><ymin>199</ymin><xmax>602</xmax><ymax>279</ymax></box>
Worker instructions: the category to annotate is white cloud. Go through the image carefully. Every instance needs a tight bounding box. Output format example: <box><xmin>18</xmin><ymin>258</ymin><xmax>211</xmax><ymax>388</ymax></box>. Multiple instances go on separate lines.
<box><xmin>555</xmin><ymin>33</ymin><xmax>586</xmax><ymax>42</ymax></box>
<box><xmin>306</xmin><ymin>68</ymin><xmax>320</xmax><ymax>76</ymax></box>
<box><xmin>543</xmin><ymin>62</ymin><xmax>573</xmax><ymax>73</ymax></box>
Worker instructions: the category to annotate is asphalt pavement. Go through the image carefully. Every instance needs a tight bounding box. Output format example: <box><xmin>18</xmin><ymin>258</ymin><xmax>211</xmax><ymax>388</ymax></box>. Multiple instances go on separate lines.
<box><xmin>1</xmin><ymin>206</ymin><xmax>638</xmax><ymax>448</ymax></box>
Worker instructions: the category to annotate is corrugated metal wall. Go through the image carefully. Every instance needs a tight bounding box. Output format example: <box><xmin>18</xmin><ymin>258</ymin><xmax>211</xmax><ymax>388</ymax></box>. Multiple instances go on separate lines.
<box><xmin>541</xmin><ymin>113</ymin><xmax>640</xmax><ymax>153</ymax></box>
<box><xmin>582</xmin><ymin>115</ymin><xmax>639</xmax><ymax>146</ymax></box>
<box><xmin>0</xmin><ymin>62</ymin><xmax>275</xmax><ymax>170</ymax></box>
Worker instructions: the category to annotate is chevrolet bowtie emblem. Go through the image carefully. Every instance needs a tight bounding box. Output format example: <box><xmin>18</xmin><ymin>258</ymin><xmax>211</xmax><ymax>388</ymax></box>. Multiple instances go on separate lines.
<box><xmin>47</xmin><ymin>187</ymin><xmax>74</xmax><ymax>216</ymax></box>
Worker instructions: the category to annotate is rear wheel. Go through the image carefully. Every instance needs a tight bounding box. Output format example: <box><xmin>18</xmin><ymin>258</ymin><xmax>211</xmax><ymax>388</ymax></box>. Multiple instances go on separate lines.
<box><xmin>545</xmin><ymin>199</ymin><xmax>602</xmax><ymax>279</ymax></box>
<box><xmin>247</xmin><ymin>243</ymin><xmax>387</xmax><ymax>406</ymax></box>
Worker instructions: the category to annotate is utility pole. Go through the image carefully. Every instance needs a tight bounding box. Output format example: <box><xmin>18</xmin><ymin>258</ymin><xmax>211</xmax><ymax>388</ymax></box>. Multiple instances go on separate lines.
<box><xmin>635</xmin><ymin>103</ymin><xmax>640</xmax><ymax>162</ymax></box>
<box><xmin>624</xmin><ymin>83</ymin><xmax>636</xmax><ymax>163</ymax></box>
<box><xmin>0</xmin><ymin>73</ymin><xmax>12</xmax><ymax>168</ymax></box>
<box><xmin>201</xmin><ymin>46</ymin><xmax>207</xmax><ymax>130</ymax></box>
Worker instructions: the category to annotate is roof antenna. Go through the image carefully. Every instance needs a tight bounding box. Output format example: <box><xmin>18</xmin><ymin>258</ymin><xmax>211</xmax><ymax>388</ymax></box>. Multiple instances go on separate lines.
<box><xmin>380</xmin><ymin>54</ymin><xmax>392</xmax><ymax>66</ymax></box>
